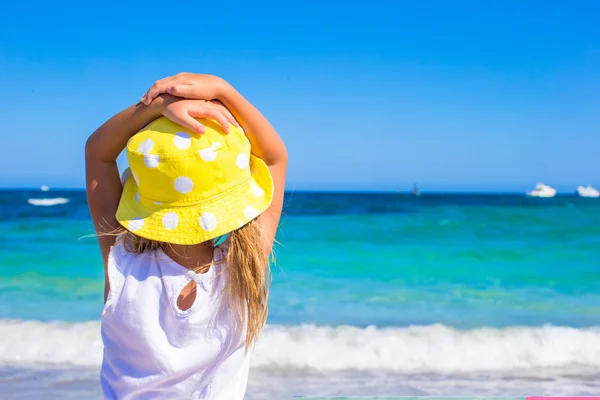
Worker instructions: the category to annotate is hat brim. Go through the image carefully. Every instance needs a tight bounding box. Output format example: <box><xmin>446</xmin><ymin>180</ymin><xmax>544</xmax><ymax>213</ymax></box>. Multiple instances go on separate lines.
<box><xmin>115</xmin><ymin>154</ymin><xmax>273</xmax><ymax>245</ymax></box>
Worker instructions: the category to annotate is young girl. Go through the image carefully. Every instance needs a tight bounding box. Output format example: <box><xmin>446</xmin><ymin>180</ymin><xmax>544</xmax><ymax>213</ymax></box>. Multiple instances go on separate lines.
<box><xmin>85</xmin><ymin>73</ymin><xmax>287</xmax><ymax>399</ymax></box>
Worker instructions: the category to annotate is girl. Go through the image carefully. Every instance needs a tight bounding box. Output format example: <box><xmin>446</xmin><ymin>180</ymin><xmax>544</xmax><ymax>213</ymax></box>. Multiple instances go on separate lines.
<box><xmin>85</xmin><ymin>73</ymin><xmax>287</xmax><ymax>399</ymax></box>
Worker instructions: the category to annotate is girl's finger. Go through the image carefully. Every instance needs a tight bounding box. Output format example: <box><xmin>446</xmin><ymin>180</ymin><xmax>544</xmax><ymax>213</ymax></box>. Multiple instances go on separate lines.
<box><xmin>143</xmin><ymin>77</ymin><xmax>172</xmax><ymax>105</ymax></box>
<box><xmin>165</xmin><ymin>110</ymin><xmax>206</xmax><ymax>135</ymax></box>
<box><xmin>215</xmin><ymin>104</ymin><xmax>239</xmax><ymax>128</ymax></box>
<box><xmin>208</xmin><ymin>100</ymin><xmax>239</xmax><ymax>128</ymax></box>
<box><xmin>168</xmin><ymin>84</ymin><xmax>203</xmax><ymax>99</ymax></box>
<box><xmin>189</xmin><ymin>107</ymin><xmax>230</xmax><ymax>133</ymax></box>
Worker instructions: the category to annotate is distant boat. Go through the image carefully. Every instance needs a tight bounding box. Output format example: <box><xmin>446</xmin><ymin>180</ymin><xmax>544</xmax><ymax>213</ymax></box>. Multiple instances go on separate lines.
<box><xmin>576</xmin><ymin>185</ymin><xmax>600</xmax><ymax>198</ymax></box>
<box><xmin>527</xmin><ymin>183</ymin><xmax>556</xmax><ymax>198</ymax></box>
<box><xmin>412</xmin><ymin>184</ymin><xmax>420</xmax><ymax>196</ymax></box>
<box><xmin>40</xmin><ymin>185</ymin><xmax>50</xmax><ymax>192</ymax></box>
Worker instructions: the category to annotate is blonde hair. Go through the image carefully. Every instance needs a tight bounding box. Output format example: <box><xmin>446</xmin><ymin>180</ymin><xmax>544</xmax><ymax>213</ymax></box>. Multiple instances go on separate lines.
<box><xmin>115</xmin><ymin>218</ymin><xmax>271</xmax><ymax>349</ymax></box>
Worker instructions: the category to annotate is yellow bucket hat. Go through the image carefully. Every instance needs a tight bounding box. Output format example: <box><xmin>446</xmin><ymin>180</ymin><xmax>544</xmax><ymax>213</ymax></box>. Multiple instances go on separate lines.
<box><xmin>115</xmin><ymin>117</ymin><xmax>273</xmax><ymax>245</ymax></box>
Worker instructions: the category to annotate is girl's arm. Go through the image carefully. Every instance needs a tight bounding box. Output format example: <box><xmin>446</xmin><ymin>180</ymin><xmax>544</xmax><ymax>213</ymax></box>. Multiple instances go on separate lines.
<box><xmin>85</xmin><ymin>96</ymin><xmax>236</xmax><ymax>301</ymax></box>
<box><xmin>141</xmin><ymin>74</ymin><xmax>288</xmax><ymax>252</ymax></box>
<box><xmin>86</xmin><ymin>102</ymin><xmax>161</xmax><ymax>302</ymax></box>
<box><xmin>217</xmin><ymin>84</ymin><xmax>288</xmax><ymax>252</ymax></box>
<box><xmin>85</xmin><ymin>102</ymin><xmax>161</xmax><ymax>268</ymax></box>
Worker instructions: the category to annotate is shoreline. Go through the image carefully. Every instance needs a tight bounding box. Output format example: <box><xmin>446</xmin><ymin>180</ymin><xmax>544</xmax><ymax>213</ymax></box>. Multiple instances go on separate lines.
<box><xmin>1</xmin><ymin>366</ymin><xmax>598</xmax><ymax>399</ymax></box>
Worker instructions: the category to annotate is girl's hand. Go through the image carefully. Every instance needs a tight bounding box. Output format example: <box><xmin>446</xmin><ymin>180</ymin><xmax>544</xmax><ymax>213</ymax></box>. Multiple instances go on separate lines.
<box><xmin>142</xmin><ymin>73</ymin><xmax>228</xmax><ymax>105</ymax></box>
<box><xmin>157</xmin><ymin>95</ymin><xmax>238</xmax><ymax>134</ymax></box>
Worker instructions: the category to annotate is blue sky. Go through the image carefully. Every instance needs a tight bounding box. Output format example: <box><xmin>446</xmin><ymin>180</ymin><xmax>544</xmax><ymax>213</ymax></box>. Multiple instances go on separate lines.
<box><xmin>1</xmin><ymin>0</ymin><xmax>599</xmax><ymax>192</ymax></box>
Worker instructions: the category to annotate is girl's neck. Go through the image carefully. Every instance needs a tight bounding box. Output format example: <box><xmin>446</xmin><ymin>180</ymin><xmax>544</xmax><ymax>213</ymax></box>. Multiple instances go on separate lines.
<box><xmin>162</xmin><ymin>242</ymin><xmax>214</xmax><ymax>273</ymax></box>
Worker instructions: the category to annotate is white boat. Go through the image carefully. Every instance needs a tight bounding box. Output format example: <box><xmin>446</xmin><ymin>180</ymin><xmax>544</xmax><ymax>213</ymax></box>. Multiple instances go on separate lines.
<box><xmin>576</xmin><ymin>185</ymin><xmax>600</xmax><ymax>198</ymax></box>
<box><xmin>527</xmin><ymin>183</ymin><xmax>557</xmax><ymax>198</ymax></box>
<box><xmin>40</xmin><ymin>185</ymin><xmax>50</xmax><ymax>192</ymax></box>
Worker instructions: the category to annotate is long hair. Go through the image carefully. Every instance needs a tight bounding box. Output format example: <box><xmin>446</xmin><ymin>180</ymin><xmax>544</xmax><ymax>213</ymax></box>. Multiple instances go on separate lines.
<box><xmin>115</xmin><ymin>218</ymin><xmax>271</xmax><ymax>349</ymax></box>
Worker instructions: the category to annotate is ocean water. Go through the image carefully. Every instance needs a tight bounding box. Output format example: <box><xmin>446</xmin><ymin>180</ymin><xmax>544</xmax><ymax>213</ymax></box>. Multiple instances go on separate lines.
<box><xmin>1</xmin><ymin>189</ymin><xmax>599</xmax><ymax>398</ymax></box>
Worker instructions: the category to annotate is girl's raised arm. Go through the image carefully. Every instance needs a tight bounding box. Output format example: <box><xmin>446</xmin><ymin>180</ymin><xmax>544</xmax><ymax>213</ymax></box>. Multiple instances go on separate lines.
<box><xmin>217</xmin><ymin>83</ymin><xmax>288</xmax><ymax>253</ymax></box>
<box><xmin>86</xmin><ymin>102</ymin><xmax>162</xmax><ymax>268</ymax></box>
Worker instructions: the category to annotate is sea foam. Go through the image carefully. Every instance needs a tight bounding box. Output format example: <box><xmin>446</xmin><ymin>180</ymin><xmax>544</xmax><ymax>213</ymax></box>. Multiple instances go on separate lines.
<box><xmin>27</xmin><ymin>198</ymin><xmax>70</xmax><ymax>206</ymax></box>
<box><xmin>0</xmin><ymin>320</ymin><xmax>598</xmax><ymax>372</ymax></box>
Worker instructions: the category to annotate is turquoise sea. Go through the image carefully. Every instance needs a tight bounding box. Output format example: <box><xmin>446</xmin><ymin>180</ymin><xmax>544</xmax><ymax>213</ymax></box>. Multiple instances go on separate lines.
<box><xmin>0</xmin><ymin>189</ymin><xmax>599</xmax><ymax>398</ymax></box>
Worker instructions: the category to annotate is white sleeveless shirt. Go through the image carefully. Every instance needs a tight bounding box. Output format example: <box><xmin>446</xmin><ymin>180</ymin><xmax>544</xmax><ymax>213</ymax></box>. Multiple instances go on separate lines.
<box><xmin>100</xmin><ymin>240</ymin><xmax>251</xmax><ymax>400</ymax></box>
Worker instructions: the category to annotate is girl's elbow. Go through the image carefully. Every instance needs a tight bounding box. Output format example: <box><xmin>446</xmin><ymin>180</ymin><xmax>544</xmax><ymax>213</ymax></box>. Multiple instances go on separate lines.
<box><xmin>267</xmin><ymin>144</ymin><xmax>288</xmax><ymax>168</ymax></box>
<box><xmin>85</xmin><ymin>136</ymin><xmax>96</xmax><ymax>160</ymax></box>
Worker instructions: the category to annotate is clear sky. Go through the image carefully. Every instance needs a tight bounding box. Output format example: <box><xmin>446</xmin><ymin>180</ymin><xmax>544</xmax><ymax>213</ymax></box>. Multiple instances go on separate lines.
<box><xmin>1</xmin><ymin>0</ymin><xmax>598</xmax><ymax>192</ymax></box>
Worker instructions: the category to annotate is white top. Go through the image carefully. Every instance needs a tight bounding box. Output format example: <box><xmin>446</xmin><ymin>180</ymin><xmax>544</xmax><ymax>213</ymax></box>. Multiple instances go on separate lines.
<box><xmin>100</xmin><ymin>240</ymin><xmax>251</xmax><ymax>400</ymax></box>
